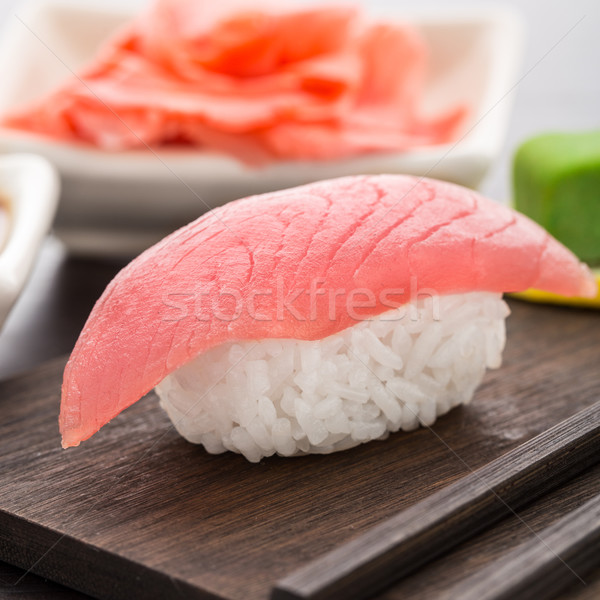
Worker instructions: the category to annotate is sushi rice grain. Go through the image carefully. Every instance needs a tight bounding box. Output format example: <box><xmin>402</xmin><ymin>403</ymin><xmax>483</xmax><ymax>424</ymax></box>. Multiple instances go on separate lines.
<box><xmin>156</xmin><ymin>292</ymin><xmax>509</xmax><ymax>462</ymax></box>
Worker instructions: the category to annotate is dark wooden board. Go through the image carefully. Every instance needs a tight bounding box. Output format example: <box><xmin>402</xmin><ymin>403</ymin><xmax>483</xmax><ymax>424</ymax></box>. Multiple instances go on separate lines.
<box><xmin>0</xmin><ymin>300</ymin><xmax>599</xmax><ymax>600</ymax></box>
<box><xmin>0</xmin><ymin>560</ymin><xmax>90</xmax><ymax>599</ymax></box>
<box><xmin>438</xmin><ymin>491</ymin><xmax>600</xmax><ymax>600</ymax></box>
<box><xmin>377</xmin><ymin>461</ymin><xmax>600</xmax><ymax>600</ymax></box>
<box><xmin>273</xmin><ymin>402</ymin><xmax>600</xmax><ymax>600</ymax></box>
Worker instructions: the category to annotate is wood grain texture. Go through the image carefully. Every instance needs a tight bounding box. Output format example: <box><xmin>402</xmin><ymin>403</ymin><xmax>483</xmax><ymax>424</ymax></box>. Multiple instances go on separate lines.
<box><xmin>437</xmin><ymin>493</ymin><xmax>600</xmax><ymax>600</ymax></box>
<box><xmin>0</xmin><ymin>559</ymin><xmax>91</xmax><ymax>599</ymax></box>
<box><xmin>0</xmin><ymin>300</ymin><xmax>598</xmax><ymax>600</ymax></box>
<box><xmin>272</xmin><ymin>402</ymin><xmax>600</xmax><ymax>600</ymax></box>
<box><xmin>377</xmin><ymin>462</ymin><xmax>600</xmax><ymax>600</ymax></box>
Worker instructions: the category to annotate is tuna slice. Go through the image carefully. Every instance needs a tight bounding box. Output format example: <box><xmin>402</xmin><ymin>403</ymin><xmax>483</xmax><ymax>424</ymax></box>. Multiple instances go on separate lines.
<box><xmin>60</xmin><ymin>175</ymin><xmax>597</xmax><ymax>447</ymax></box>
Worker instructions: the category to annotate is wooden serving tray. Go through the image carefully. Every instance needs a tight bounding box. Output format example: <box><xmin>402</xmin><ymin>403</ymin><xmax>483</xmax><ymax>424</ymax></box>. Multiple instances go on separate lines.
<box><xmin>0</xmin><ymin>300</ymin><xmax>598</xmax><ymax>600</ymax></box>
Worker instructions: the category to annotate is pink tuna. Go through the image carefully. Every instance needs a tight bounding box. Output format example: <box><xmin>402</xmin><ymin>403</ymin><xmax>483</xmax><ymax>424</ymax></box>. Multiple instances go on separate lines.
<box><xmin>60</xmin><ymin>175</ymin><xmax>596</xmax><ymax>448</ymax></box>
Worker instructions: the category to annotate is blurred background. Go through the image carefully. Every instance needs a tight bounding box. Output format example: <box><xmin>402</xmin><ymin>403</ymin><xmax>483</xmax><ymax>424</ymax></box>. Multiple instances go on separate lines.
<box><xmin>0</xmin><ymin>0</ymin><xmax>598</xmax><ymax>201</ymax></box>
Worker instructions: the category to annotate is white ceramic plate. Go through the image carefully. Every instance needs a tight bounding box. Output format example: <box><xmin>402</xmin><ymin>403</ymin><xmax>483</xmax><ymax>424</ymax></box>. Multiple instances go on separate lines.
<box><xmin>0</xmin><ymin>154</ymin><xmax>59</xmax><ymax>330</ymax></box>
<box><xmin>0</xmin><ymin>1</ymin><xmax>523</xmax><ymax>256</ymax></box>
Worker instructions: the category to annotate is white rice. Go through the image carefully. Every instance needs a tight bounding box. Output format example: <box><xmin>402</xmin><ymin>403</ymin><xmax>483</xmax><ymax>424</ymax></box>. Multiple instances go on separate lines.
<box><xmin>156</xmin><ymin>292</ymin><xmax>509</xmax><ymax>462</ymax></box>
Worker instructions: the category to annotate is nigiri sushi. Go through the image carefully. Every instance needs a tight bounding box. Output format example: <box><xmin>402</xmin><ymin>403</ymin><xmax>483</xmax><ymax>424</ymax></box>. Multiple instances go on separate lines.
<box><xmin>60</xmin><ymin>176</ymin><xmax>596</xmax><ymax>461</ymax></box>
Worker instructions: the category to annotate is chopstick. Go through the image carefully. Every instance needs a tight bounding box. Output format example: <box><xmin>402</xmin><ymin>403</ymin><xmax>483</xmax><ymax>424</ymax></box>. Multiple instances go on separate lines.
<box><xmin>271</xmin><ymin>401</ymin><xmax>600</xmax><ymax>600</ymax></box>
<box><xmin>437</xmin><ymin>491</ymin><xmax>600</xmax><ymax>600</ymax></box>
